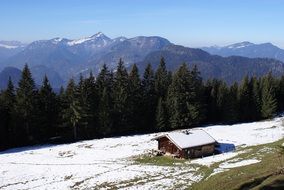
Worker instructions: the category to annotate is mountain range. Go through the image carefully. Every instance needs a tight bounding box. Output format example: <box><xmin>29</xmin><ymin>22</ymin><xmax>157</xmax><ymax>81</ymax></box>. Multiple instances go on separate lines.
<box><xmin>202</xmin><ymin>41</ymin><xmax>284</xmax><ymax>62</ymax></box>
<box><xmin>1</xmin><ymin>33</ymin><xmax>284</xmax><ymax>89</ymax></box>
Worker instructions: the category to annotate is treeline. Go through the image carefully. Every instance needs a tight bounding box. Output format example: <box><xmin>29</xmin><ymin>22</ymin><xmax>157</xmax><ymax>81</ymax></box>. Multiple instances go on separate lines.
<box><xmin>0</xmin><ymin>58</ymin><xmax>282</xmax><ymax>150</ymax></box>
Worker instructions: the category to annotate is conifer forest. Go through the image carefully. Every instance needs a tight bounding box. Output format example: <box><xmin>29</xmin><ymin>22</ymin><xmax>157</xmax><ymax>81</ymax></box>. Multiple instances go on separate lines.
<box><xmin>0</xmin><ymin>58</ymin><xmax>282</xmax><ymax>150</ymax></box>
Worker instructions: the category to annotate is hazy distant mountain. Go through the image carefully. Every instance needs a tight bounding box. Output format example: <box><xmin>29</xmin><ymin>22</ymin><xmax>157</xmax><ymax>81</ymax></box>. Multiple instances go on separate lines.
<box><xmin>0</xmin><ymin>65</ymin><xmax>64</xmax><ymax>89</ymax></box>
<box><xmin>0</xmin><ymin>41</ymin><xmax>27</xmax><ymax>67</ymax></box>
<box><xmin>202</xmin><ymin>42</ymin><xmax>284</xmax><ymax>62</ymax></box>
<box><xmin>1</xmin><ymin>34</ymin><xmax>284</xmax><ymax>86</ymax></box>
<box><xmin>1</xmin><ymin>33</ymin><xmax>170</xmax><ymax>80</ymax></box>
<box><xmin>30</xmin><ymin>65</ymin><xmax>65</xmax><ymax>88</ymax></box>
<box><xmin>0</xmin><ymin>67</ymin><xmax>22</xmax><ymax>89</ymax></box>
<box><xmin>4</xmin><ymin>38</ymin><xmax>83</xmax><ymax>80</ymax></box>
<box><xmin>138</xmin><ymin>45</ymin><xmax>284</xmax><ymax>84</ymax></box>
<box><xmin>93</xmin><ymin>36</ymin><xmax>171</xmax><ymax>69</ymax></box>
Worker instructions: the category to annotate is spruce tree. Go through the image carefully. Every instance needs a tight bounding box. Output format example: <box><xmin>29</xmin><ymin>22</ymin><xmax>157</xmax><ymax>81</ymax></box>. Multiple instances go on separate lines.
<box><xmin>128</xmin><ymin>64</ymin><xmax>142</xmax><ymax>132</ymax></box>
<box><xmin>15</xmin><ymin>64</ymin><xmax>38</xmax><ymax>144</ymax></box>
<box><xmin>75</xmin><ymin>74</ymin><xmax>95</xmax><ymax>138</ymax></box>
<box><xmin>38</xmin><ymin>75</ymin><xmax>58</xmax><ymax>140</ymax></box>
<box><xmin>61</xmin><ymin>78</ymin><xmax>83</xmax><ymax>140</ymax></box>
<box><xmin>141</xmin><ymin>64</ymin><xmax>157</xmax><ymax>131</ymax></box>
<box><xmin>0</xmin><ymin>77</ymin><xmax>16</xmax><ymax>148</ymax></box>
<box><xmin>276</xmin><ymin>76</ymin><xmax>284</xmax><ymax>111</ymax></box>
<box><xmin>98</xmin><ymin>87</ymin><xmax>112</xmax><ymax>136</ymax></box>
<box><xmin>250</xmin><ymin>77</ymin><xmax>262</xmax><ymax>120</ymax></box>
<box><xmin>261</xmin><ymin>74</ymin><xmax>277</xmax><ymax>119</ymax></box>
<box><xmin>155</xmin><ymin>97</ymin><xmax>167</xmax><ymax>131</ymax></box>
<box><xmin>97</xmin><ymin>64</ymin><xmax>113</xmax><ymax>136</ymax></box>
<box><xmin>226</xmin><ymin>82</ymin><xmax>240</xmax><ymax>123</ymax></box>
<box><xmin>167</xmin><ymin>64</ymin><xmax>203</xmax><ymax>129</ymax></box>
<box><xmin>155</xmin><ymin>57</ymin><xmax>169</xmax><ymax>98</ymax></box>
<box><xmin>216</xmin><ymin>81</ymin><xmax>229</xmax><ymax>122</ymax></box>
<box><xmin>112</xmin><ymin>59</ymin><xmax>130</xmax><ymax>134</ymax></box>
<box><xmin>189</xmin><ymin>65</ymin><xmax>204</xmax><ymax>123</ymax></box>
<box><xmin>83</xmin><ymin>71</ymin><xmax>98</xmax><ymax>137</ymax></box>
<box><xmin>238</xmin><ymin>76</ymin><xmax>253</xmax><ymax>121</ymax></box>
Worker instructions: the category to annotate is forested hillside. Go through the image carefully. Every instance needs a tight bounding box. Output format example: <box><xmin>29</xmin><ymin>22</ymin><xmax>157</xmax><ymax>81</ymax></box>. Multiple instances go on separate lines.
<box><xmin>0</xmin><ymin>58</ymin><xmax>283</xmax><ymax>150</ymax></box>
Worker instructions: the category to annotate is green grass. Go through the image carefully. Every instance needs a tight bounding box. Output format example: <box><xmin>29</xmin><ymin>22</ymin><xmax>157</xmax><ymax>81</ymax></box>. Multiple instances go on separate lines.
<box><xmin>190</xmin><ymin>139</ymin><xmax>284</xmax><ymax>190</ymax></box>
<box><xmin>133</xmin><ymin>139</ymin><xmax>284</xmax><ymax>189</ymax></box>
<box><xmin>135</xmin><ymin>155</ymin><xmax>188</xmax><ymax>166</ymax></box>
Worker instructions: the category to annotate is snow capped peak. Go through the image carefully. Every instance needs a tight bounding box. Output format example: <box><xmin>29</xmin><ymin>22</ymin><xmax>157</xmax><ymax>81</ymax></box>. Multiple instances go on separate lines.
<box><xmin>0</xmin><ymin>41</ymin><xmax>26</xmax><ymax>49</ymax></box>
<box><xmin>91</xmin><ymin>32</ymin><xmax>105</xmax><ymax>38</ymax></box>
<box><xmin>67</xmin><ymin>32</ymin><xmax>111</xmax><ymax>46</ymax></box>
<box><xmin>0</xmin><ymin>44</ymin><xmax>19</xmax><ymax>49</ymax></box>
<box><xmin>227</xmin><ymin>41</ymin><xmax>254</xmax><ymax>49</ymax></box>
<box><xmin>113</xmin><ymin>36</ymin><xmax>127</xmax><ymax>42</ymax></box>
<box><xmin>51</xmin><ymin>37</ymin><xmax>64</xmax><ymax>44</ymax></box>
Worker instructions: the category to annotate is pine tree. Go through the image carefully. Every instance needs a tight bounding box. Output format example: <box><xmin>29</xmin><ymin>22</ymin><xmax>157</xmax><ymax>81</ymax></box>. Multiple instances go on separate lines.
<box><xmin>128</xmin><ymin>64</ymin><xmax>142</xmax><ymax>132</ymax></box>
<box><xmin>75</xmin><ymin>74</ymin><xmax>95</xmax><ymax>139</ymax></box>
<box><xmin>96</xmin><ymin>64</ymin><xmax>113</xmax><ymax>136</ymax></box>
<box><xmin>38</xmin><ymin>75</ymin><xmax>58</xmax><ymax>140</ymax></box>
<box><xmin>15</xmin><ymin>64</ymin><xmax>38</xmax><ymax>144</ymax></box>
<box><xmin>96</xmin><ymin>64</ymin><xmax>113</xmax><ymax>94</ymax></box>
<box><xmin>141</xmin><ymin>64</ymin><xmax>157</xmax><ymax>132</ymax></box>
<box><xmin>238</xmin><ymin>76</ymin><xmax>253</xmax><ymax>121</ymax></box>
<box><xmin>261</xmin><ymin>74</ymin><xmax>277</xmax><ymax>119</ymax></box>
<box><xmin>112</xmin><ymin>59</ymin><xmax>130</xmax><ymax>134</ymax></box>
<box><xmin>83</xmin><ymin>71</ymin><xmax>98</xmax><ymax>137</ymax></box>
<box><xmin>0</xmin><ymin>77</ymin><xmax>16</xmax><ymax>148</ymax></box>
<box><xmin>250</xmin><ymin>77</ymin><xmax>262</xmax><ymax>120</ymax></box>
<box><xmin>226</xmin><ymin>82</ymin><xmax>239</xmax><ymax>123</ymax></box>
<box><xmin>155</xmin><ymin>57</ymin><xmax>170</xmax><ymax>98</ymax></box>
<box><xmin>155</xmin><ymin>97</ymin><xmax>167</xmax><ymax>131</ymax></box>
<box><xmin>189</xmin><ymin>65</ymin><xmax>204</xmax><ymax>123</ymax></box>
<box><xmin>276</xmin><ymin>76</ymin><xmax>284</xmax><ymax>111</ymax></box>
<box><xmin>216</xmin><ymin>81</ymin><xmax>229</xmax><ymax>122</ymax></box>
<box><xmin>167</xmin><ymin>64</ymin><xmax>203</xmax><ymax>129</ymax></box>
<box><xmin>61</xmin><ymin>78</ymin><xmax>82</xmax><ymax>140</ymax></box>
<box><xmin>98</xmin><ymin>87</ymin><xmax>112</xmax><ymax>136</ymax></box>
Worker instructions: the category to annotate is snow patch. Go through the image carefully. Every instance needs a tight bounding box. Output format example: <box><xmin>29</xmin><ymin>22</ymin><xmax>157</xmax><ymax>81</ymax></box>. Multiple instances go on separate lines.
<box><xmin>0</xmin><ymin>44</ymin><xmax>19</xmax><ymax>49</ymax></box>
<box><xmin>191</xmin><ymin>150</ymin><xmax>247</xmax><ymax>166</ymax></box>
<box><xmin>220</xmin><ymin>159</ymin><xmax>260</xmax><ymax>169</ymax></box>
<box><xmin>0</xmin><ymin>116</ymin><xmax>284</xmax><ymax>189</ymax></box>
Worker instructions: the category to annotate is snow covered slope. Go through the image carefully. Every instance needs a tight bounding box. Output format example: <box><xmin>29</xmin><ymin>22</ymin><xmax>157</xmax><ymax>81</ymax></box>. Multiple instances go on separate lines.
<box><xmin>1</xmin><ymin>117</ymin><xmax>284</xmax><ymax>189</ymax></box>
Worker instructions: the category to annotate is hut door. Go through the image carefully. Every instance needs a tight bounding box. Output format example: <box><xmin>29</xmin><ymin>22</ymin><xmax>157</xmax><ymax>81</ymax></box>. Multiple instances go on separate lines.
<box><xmin>186</xmin><ymin>149</ymin><xmax>190</xmax><ymax>159</ymax></box>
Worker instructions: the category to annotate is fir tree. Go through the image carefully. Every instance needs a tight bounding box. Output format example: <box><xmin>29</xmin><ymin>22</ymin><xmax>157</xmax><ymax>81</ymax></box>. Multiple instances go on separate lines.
<box><xmin>83</xmin><ymin>71</ymin><xmax>98</xmax><ymax>137</ymax></box>
<box><xmin>38</xmin><ymin>75</ymin><xmax>58</xmax><ymax>140</ymax></box>
<box><xmin>0</xmin><ymin>77</ymin><xmax>16</xmax><ymax>148</ymax></box>
<box><xmin>155</xmin><ymin>97</ymin><xmax>167</xmax><ymax>131</ymax></box>
<box><xmin>250</xmin><ymin>77</ymin><xmax>262</xmax><ymax>120</ymax></box>
<box><xmin>155</xmin><ymin>57</ymin><xmax>169</xmax><ymax>98</ymax></box>
<box><xmin>112</xmin><ymin>59</ymin><xmax>130</xmax><ymax>133</ymax></box>
<box><xmin>61</xmin><ymin>78</ymin><xmax>82</xmax><ymax>140</ymax></box>
<box><xmin>226</xmin><ymin>82</ymin><xmax>239</xmax><ymax>123</ymax></box>
<box><xmin>216</xmin><ymin>81</ymin><xmax>229</xmax><ymax>122</ymax></box>
<box><xmin>167</xmin><ymin>64</ymin><xmax>203</xmax><ymax>129</ymax></box>
<box><xmin>238</xmin><ymin>76</ymin><xmax>253</xmax><ymax>121</ymax></box>
<box><xmin>75</xmin><ymin>74</ymin><xmax>94</xmax><ymax>138</ymax></box>
<box><xmin>141</xmin><ymin>64</ymin><xmax>157</xmax><ymax>131</ymax></box>
<box><xmin>261</xmin><ymin>74</ymin><xmax>277</xmax><ymax>119</ymax></box>
<box><xmin>97</xmin><ymin>65</ymin><xmax>113</xmax><ymax>136</ymax></box>
<box><xmin>128</xmin><ymin>64</ymin><xmax>142</xmax><ymax>132</ymax></box>
<box><xmin>15</xmin><ymin>64</ymin><xmax>38</xmax><ymax>144</ymax></box>
<box><xmin>98</xmin><ymin>87</ymin><xmax>112</xmax><ymax>136</ymax></box>
<box><xmin>277</xmin><ymin>76</ymin><xmax>284</xmax><ymax>111</ymax></box>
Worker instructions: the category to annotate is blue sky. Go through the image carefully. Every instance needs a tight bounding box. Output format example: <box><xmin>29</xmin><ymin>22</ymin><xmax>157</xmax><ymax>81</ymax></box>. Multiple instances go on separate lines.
<box><xmin>1</xmin><ymin>0</ymin><xmax>284</xmax><ymax>48</ymax></box>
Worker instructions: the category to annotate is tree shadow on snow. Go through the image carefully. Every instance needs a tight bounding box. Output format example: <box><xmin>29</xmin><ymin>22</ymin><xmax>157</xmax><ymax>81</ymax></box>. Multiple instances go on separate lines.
<box><xmin>0</xmin><ymin>144</ymin><xmax>61</xmax><ymax>155</ymax></box>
